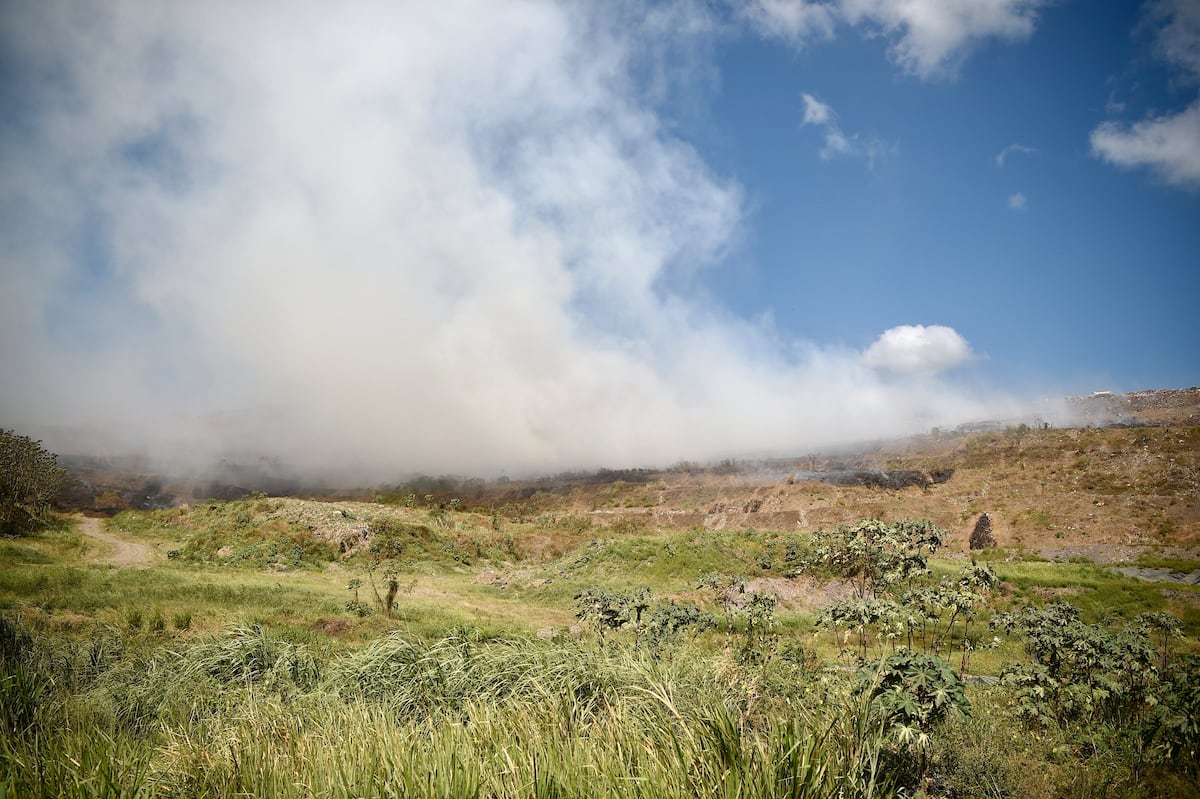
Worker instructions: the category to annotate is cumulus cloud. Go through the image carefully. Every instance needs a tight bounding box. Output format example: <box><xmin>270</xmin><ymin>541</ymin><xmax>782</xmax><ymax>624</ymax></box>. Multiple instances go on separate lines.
<box><xmin>862</xmin><ymin>325</ymin><xmax>976</xmax><ymax>376</ymax></box>
<box><xmin>1090</xmin><ymin>0</ymin><xmax>1200</xmax><ymax>188</ymax></box>
<box><xmin>1091</xmin><ymin>102</ymin><xmax>1200</xmax><ymax>186</ymax></box>
<box><xmin>743</xmin><ymin>0</ymin><xmax>1049</xmax><ymax>78</ymax></box>
<box><xmin>1008</xmin><ymin>192</ymin><xmax>1028</xmax><ymax>210</ymax></box>
<box><xmin>0</xmin><ymin>3</ymin><xmax>1017</xmax><ymax>479</ymax></box>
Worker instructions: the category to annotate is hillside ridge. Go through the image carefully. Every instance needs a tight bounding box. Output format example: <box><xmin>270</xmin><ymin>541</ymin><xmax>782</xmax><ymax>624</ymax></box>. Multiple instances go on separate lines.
<box><xmin>55</xmin><ymin>388</ymin><xmax>1200</xmax><ymax>557</ymax></box>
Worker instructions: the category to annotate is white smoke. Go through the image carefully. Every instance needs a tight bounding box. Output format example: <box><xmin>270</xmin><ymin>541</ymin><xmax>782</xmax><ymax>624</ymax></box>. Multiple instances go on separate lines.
<box><xmin>0</xmin><ymin>2</ymin><xmax>1022</xmax><ymax>478</ymax></box>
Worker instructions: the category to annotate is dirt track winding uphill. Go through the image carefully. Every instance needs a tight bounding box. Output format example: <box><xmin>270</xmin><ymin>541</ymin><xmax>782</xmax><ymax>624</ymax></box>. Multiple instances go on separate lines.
<box><xmin>78</xmin><ymin>516</ymin><xmax>157</xmax><ymax>566</ymax></box>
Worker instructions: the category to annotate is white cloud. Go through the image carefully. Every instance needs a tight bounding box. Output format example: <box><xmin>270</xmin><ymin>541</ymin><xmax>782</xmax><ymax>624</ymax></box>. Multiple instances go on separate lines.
<box><xmin>801</xmin><ymin>92</ymin><xmax>835</xmax><ymax>125</ymax></box>
<box><xmin>820</xmin><ymin>129</ymin><xmax>854</xmax><ymax>159</ymax></box>
<box><xmin>1146</xmin><ymin>0</ymin><xmax>1200</xmax><ymax>77</ymax></box>
<box><xmin>1007</xmin><ymin>192</ymin><xmax>1028</xmax><ymax>210</ymax></box>
<box><xmin>740</xmin><ymin>0</ymin><xmax>838</xmax><ymax>45</ymax></box>
<box><xmin>862</xmin><ymin>325</ymin><xmax>976</xmax><ymax>376</ymax></box>
<box><xmin>844</xmin><ymin>0</ymin><xmax>1047</xmax><ymax>78</ymax></box>
<box><xmin>995</xmin><ymin>143</ymin><xmax>1037</xmax><ymax>167</ymax></box>
<box><xmin>1091</xmin><ymin>0</ymin><xmax>1200</xmax><ymax>188</ymax></box>
<box><xmin>0</xmin><ymin>3</ymin><xmax>1018</xmax><ymax>477</ymax></box>
<box><xmin>1091</xmin><ymin>100</ymin><xmax>1200</xmax><ymax>188</ymax></box>
<box><xmin>799</xmin><ymin>92</ymin><xmax>893</xmax><ymax>166</ymax></box>
<box><xmin>799</xmin><ymin>92</ymin><xmax>851</xmax><ymax>160</ymax></box>
<box><xmin>744</xmin><ymin>0</ymin><xmax>1049</xmax><ymax>78</ymax></box>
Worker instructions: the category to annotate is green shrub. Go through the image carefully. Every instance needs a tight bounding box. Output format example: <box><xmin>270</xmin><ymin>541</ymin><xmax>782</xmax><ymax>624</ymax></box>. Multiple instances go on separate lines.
<box><xmin>993</xmin><ymin>603</ymin><xmax>1160</xmax><ymax>728</ymax></box>
<box><xmin>859</xmin><ymin>652</ymin><xmax>970</xmax><ymax>744</ymax></box>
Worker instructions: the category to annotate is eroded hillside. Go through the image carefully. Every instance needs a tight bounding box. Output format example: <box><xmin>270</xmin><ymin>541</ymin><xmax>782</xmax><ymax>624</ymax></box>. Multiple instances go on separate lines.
<box><xmin>61</xmin><ymin>388</ymin><xmax>1200</xmax><ymax>557</ymax></box>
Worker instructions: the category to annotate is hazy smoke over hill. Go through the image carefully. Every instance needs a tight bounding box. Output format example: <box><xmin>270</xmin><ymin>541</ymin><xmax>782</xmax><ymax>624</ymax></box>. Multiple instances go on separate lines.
<box><xmin>0</xmin><ymin>3</ymin><xmax>1032</xmax><ymax>478</ymax></box>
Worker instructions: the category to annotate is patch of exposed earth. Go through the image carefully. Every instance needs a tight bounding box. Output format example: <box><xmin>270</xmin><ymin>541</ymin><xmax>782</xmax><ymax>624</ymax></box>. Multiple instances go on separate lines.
<box><xmin>78</xmin><ymin>516</ymin><xmax>157</xmax><ymax>566</ymax></box>
<box><xmin>1109</xmin><ymin>567</ymin><xmax>1200</xmax><ymax>585</ymax></box>
<box><xmin>742</xmin><ymin>576</ymin><xmax>855</xmax><ymax>611</ymax></box>
<box><xmin>472</xmin><ymin>567</ymin><xmax>549</xmax><ymax>590</ymax></box>
<box><xmin>1036</xmin><ymin>544</ymin><xmax>1198</xmax><ymax>564</ymax></box>
<box><xmin>1034</xmin><ymin>542</ymin><xmax>1200</xmax><ymax>586</ymax></box>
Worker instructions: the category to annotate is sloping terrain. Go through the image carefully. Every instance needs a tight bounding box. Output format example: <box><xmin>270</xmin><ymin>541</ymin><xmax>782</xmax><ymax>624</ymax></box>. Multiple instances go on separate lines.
<box><xmin>77</xmin><ymin>516</ymin><xmax>158</xmax><ymax>566</ymax></box>
<box><xmin>57</xmin><ymin>388</ymin><xmax>1200</xmax><ymax>559</ymax></box>
<box><xmin>453</xmin><ymin>413</ymin><xmax>1200</xmax><ymax>558</ymax></box>
<box><xmin>7</xmin><ymin>390</ymin><xmax>1198</xmax><ymax>799</ymax></box>
<box><xmin>674</xmin><ymin>424</ymin><xmax>1200</xmax><ymax>554</ymax></box>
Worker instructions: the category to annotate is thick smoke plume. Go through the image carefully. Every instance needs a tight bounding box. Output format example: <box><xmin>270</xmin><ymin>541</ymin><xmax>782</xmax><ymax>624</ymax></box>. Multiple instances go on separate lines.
<box><xmin>0</xmin><ymin>3</ymin><xmax>1029</xmax><ymax>479</ymax></box>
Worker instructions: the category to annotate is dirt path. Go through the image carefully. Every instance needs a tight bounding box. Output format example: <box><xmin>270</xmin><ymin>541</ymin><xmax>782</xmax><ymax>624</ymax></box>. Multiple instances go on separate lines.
<box><xmin>78</xmin><ymin>516</ymin><xmax>157</xmax><ymax>566</ymax></box>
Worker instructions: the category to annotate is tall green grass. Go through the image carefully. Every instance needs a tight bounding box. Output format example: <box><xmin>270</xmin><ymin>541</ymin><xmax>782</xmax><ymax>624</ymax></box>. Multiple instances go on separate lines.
<box><xmin>1</xmin><ymin>618</ymin><xmax>900</xmax><ymax>799</ymax></box>
<box><xmin>136</xmin><ymin>690</ymin><xmax>893</xmax><ymax>799</ymax></box>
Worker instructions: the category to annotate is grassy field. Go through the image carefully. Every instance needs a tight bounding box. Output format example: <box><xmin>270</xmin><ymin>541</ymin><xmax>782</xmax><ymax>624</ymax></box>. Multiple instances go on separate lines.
<box><xmin>2</xmin><ymin>499</ymin><xmax>1199</xmax><ymax>798</ymax></box>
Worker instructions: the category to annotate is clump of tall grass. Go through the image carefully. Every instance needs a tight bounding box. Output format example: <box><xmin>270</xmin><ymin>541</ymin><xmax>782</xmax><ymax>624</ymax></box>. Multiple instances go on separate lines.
<box><xmin>145</xmin><ymin>689</ymin><xmax>895</xmax><ymax>799</ymax></box>
<box><xmin>1</xmin><ymin>726</ymin><xmax>152</xmax><ymax>799</ymax></box>
<box><xmin>2</xmin><ymin>617</ymin><xmax>902</xmax><ymax>798</ymax></box>
<box><xmin>183</xmin><ymin>623</ymin><xmax>322</xmax><ymax>688</ymax></box>
<box><xmin>325</xmin><ymin>632</ymin><xmax>676</xmax><ymax>717</ymax></box>
<box><xmin>78</xmin><ymin>623</ymin><xmax>323</xmax><ymax>736</ymax></box>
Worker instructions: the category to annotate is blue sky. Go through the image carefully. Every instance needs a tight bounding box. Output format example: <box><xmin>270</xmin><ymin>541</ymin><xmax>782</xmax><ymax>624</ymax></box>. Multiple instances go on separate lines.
<box><xmin>687</xmin><ymin>0</ymin><xmax>1199</xmax><ymax>393</ymax></box>
<box><xmin>0</xmin><ymin>1</ymin><xmax>1197</xmax><ymax>474</ymax></box>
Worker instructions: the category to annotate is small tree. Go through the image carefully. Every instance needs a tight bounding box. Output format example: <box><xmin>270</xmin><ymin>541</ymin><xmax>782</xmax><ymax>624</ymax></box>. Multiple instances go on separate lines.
<box><xmin>1</xmin><ymin>429</ymin><xmax>68</xmax><ymax>536</ymax></box>
<box><xmin>344</xmin><ymin>578</ymin><xmax>372</xmax><ymax>617</ymax></box>
<box><xmin>992</xmin><ymin>603</ymin><xmax>1164</xmax><ymax>728</ymax></box>
<box><xmin>803</xmin><ymin>519</ymin><xmax>945</xmax><ymax>600</ymax></box>
<box><xmin>805</xmin><ymin>520</ymin><xmax>994</xmax><ymax>669</ymax></box>
<box><xmin>362</xmin><ymin>561</ymin><xmax>414</xmax><ymax>618</ymax></box>
<box><xmin>359</xmin><ymin>521</ymin><xmax>415</xmax><ymax>617</ymax></box>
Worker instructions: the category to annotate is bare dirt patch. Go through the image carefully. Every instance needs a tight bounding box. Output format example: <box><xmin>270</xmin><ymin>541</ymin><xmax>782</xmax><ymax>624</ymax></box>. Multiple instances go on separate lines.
<box><xmin>78</xmin><ymin>516</ymin><xmax>157</xmax><ymax>566</ymax></box>
<box><xmin>1109</xmin><ymin>567</ymin><xmax>1200</xmax><ymax>585</ymax></box>
<box><xmin>742</xmin><ymin>576</ymin><xmax>855</xmax><ymax>611</ymax></box>
<box><xmin>472</xmin><ymin>567</ymin><xmax>546</xmax><ymax>589</ymax></box>
<box><xmin>1037</xmin><ymin>544</ymin><xmax>1200</xmax><ymax>565</ymax></box>
<box><xmin>310</xmin><ymin>618</ymin><xmax>353</xmax><ymax>636</ymax></box>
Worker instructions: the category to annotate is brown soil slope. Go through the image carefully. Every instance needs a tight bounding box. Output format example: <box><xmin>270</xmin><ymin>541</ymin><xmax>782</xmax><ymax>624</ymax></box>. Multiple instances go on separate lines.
<box><xmin>551</xmin><ymin>424</ymin><xmax>1200</xmax><ymax>554</ymax></box>
<box><xmin>60</xmin><ymin>388</ymin><xmax>1200</xmax><ymax>556</ymax></box>
<box><xmin>471</xmin><ymin>389</ymin><xmax>1200</xmax><ymax>555</ymax></box>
